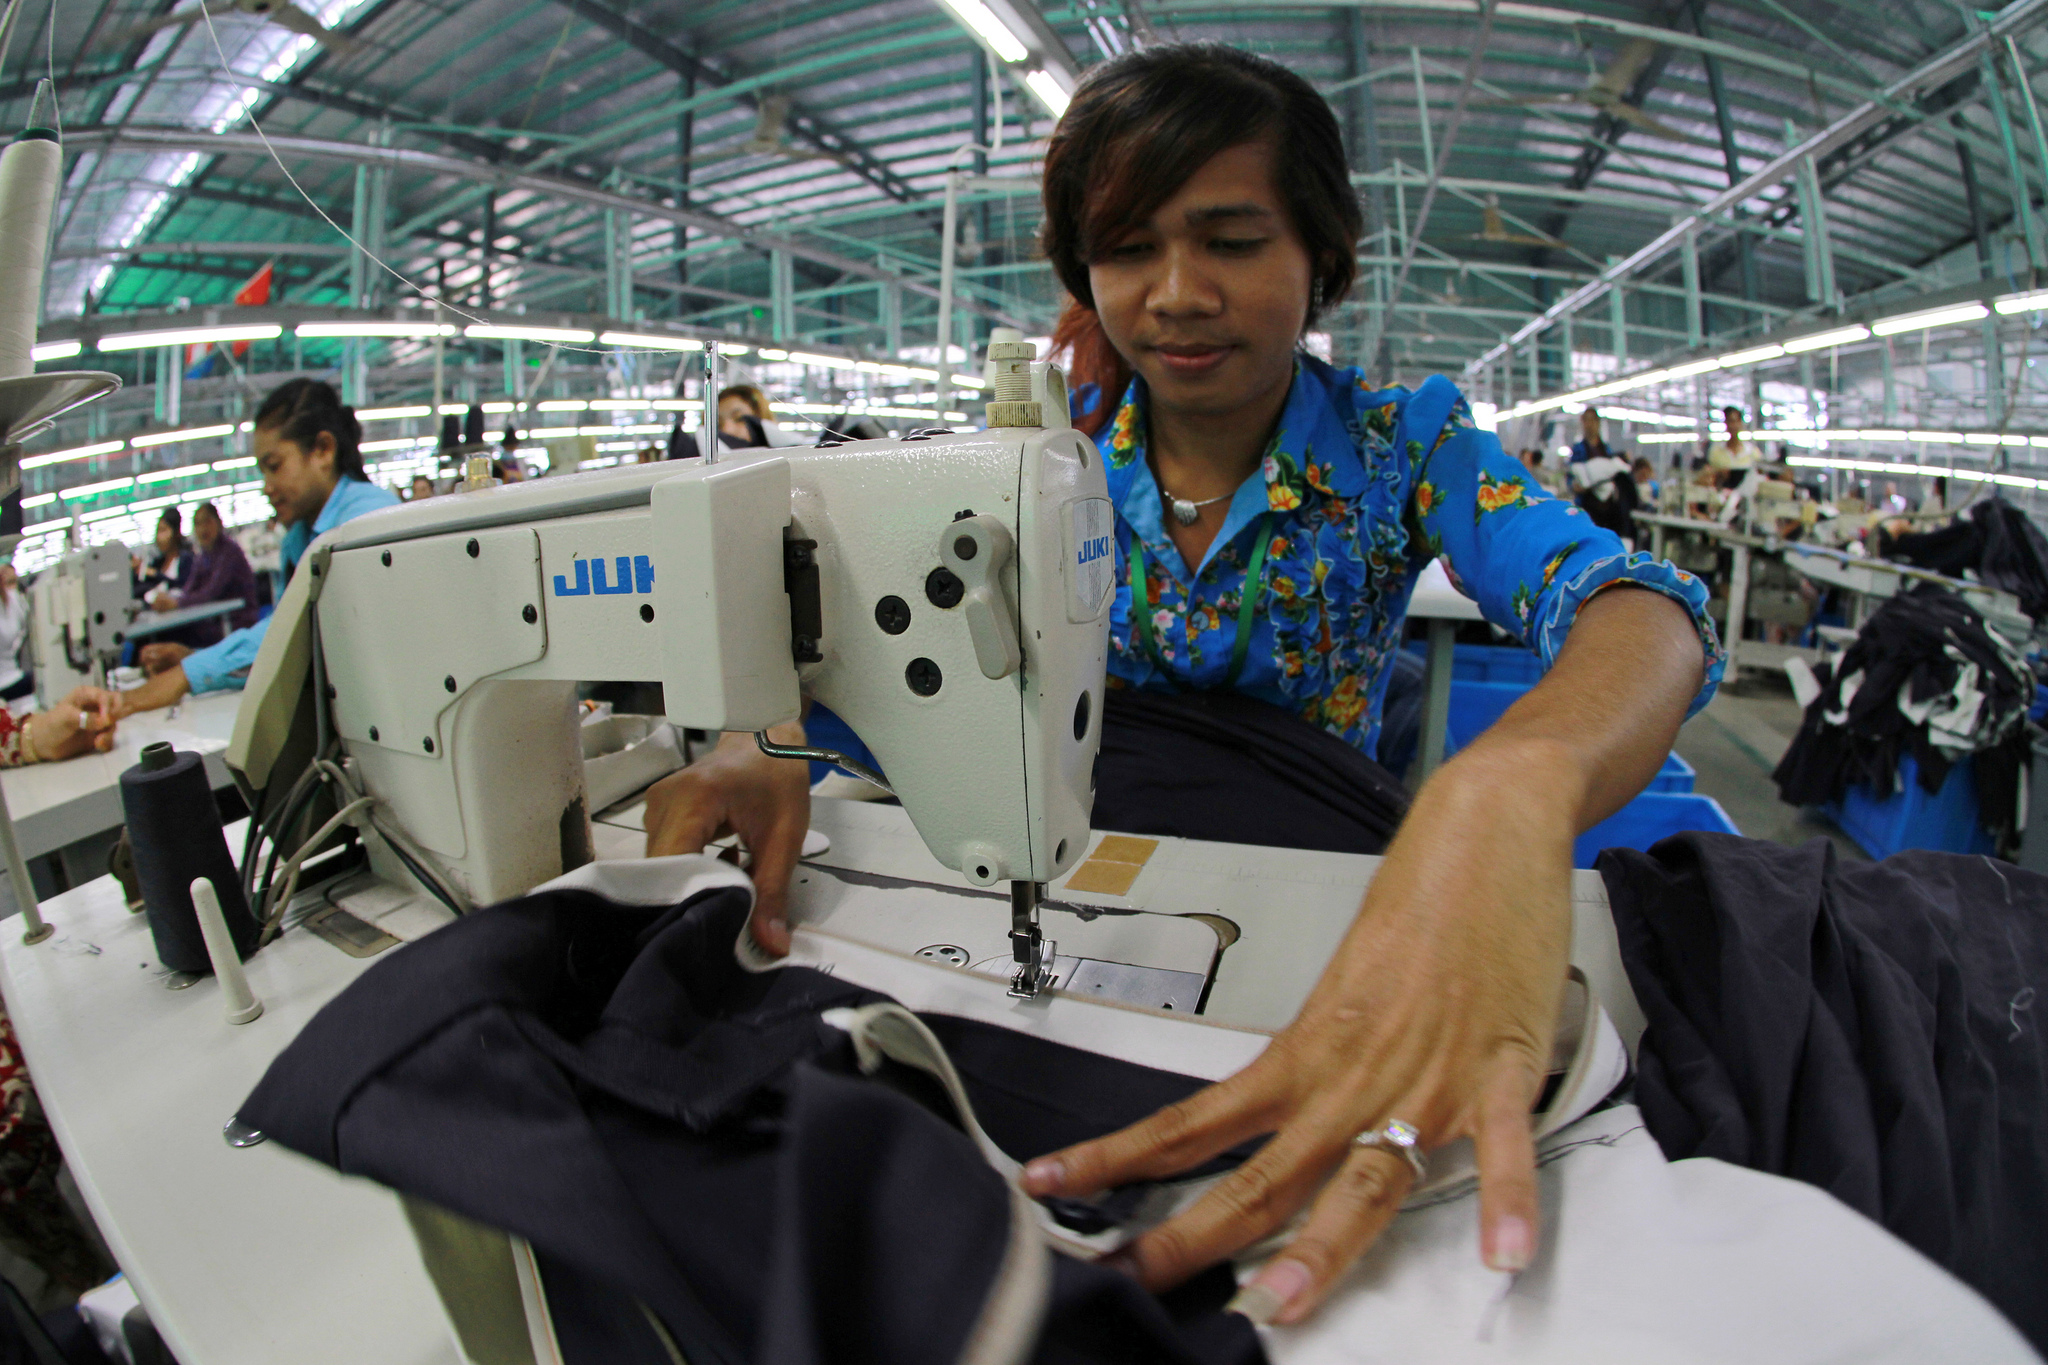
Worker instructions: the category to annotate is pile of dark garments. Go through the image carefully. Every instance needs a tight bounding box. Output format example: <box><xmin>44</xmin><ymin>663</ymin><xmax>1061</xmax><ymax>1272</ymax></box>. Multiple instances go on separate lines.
<box><xmin>1774</xmin><ymin>583</ymin><xmax>2035</xmax><ymax>853</ymax></box>
<box><xmin>1878</xmin><ymin>497</ymin><xmax>2048</xmax><ymax>621</ymax></box>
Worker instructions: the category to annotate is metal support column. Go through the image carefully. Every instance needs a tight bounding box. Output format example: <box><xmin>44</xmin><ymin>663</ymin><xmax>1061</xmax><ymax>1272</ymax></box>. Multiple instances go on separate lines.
<box><xmin>1984</xmin><ymin>50</ymin><xmax>2043</xmax><ymax>270</ymax></box>
<box><xmin>1791</xmin><ymin>145</ymin><xmax>1838</xmax><ymax>309</ymax></box>
<box><xmin>1960</xmin><ymin>134</ymin><xmax>1995</xmax><ymax>279</ymax></box>
<box><xmin>770</xmin><ymin>248</ymin><xmax>795</xmax><ymax>343</ymax></box>
<box><xmin>2004</xmin><ymin>36</ymin><xmax>2048</xmax><ymax>256</ymax></box>
<box><xmin>479</xmin><ymin>194</ymin><xmax>496</xmax><ymax>311</ymax></box>
<box><xmin>1697</xmin><ymin>10</ymin><xmax>1760</xmax><ymax>306</ymax></box>
<box><xmin>676</xmin><ymin>71</ymin><xmax>695</xmax><ymax>294</ymax></box>
<box><xmin>156</xmin><ymin>347</ymin><xmax>180</xmax><ymax>425</ymax></box>
<box><xmin>604</xmin><ymin>205</ymin><xmax>635</xmax><ymax>320</ymax></box>
<box><xmin>1411</xmin><ymin>47</ymin><xmax>1434</xmax><ymax>176</ymax></box>
<box><xmin>1607</xmin><ymin>259</ymin><xmax>1627</xmax><ymax>372</ymax></box>
<box><xmin>1882</xmin><ymin>338</ymin><xmax>1897</xmax><ymax>424</ymax></box>
<box><xmin>882</xmin><ymin>272</ymin><xmax>903</xmax><ymax>356</ymax></box>
<box><xmin>1682</xmin><ymin>226</ymin><xmax>1703</xmax><ymax>347</ymax></box>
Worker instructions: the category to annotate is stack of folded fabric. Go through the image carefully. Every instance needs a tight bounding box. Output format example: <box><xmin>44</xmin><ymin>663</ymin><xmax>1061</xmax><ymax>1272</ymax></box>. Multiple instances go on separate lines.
<box><xmin>1773</xmin><ymin>582</ymin><xmax>2035</xmax><ymax>852</ymax></box>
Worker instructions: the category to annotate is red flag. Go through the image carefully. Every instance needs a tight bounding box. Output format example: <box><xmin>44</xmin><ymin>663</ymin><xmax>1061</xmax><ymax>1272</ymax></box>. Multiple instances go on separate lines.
<box><xmin>234</xmin><ymin>260</ymin><xmax>273</xmax><ymax>308</ymax></box>
<box><xmin>188</xmin><ymin>260</ymin><xmax>275</xmax><ymax>369</ymax></box>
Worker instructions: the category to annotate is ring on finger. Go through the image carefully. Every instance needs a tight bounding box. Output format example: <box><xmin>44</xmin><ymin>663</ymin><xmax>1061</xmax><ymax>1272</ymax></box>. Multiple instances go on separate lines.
<box><xmin>1353</xmin><ymin>1118</ymin><xmax>1426</xmax><ymax>1182</ymax></box>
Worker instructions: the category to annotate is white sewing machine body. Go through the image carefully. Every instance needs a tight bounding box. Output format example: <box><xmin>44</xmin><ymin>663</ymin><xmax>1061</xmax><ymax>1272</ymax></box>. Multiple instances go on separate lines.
<box><xmin>227</xmin><ymin>426</ymin><xmax>1117</xmax><ymax>972</ymax></box>
<box><xmin>30</xmin><ymin>540</ymin><xmax>130</xmax><ymax>707</ymax></box>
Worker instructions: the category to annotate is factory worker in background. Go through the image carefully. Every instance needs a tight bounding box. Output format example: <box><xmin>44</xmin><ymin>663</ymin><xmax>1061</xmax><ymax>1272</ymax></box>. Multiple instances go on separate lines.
<box><xmin>640</xmin><ymin>43</ymin><xmax>1723</xmax><ymax>1328</ymax></box>
<box><xmin>115</xmin><ymin>379</ymin><xmax>400</xmax><ymax>715</ymax></box>
<box><xmin>1707</xmin><ymin>404</ymin><xmax>1758</xmax><ymax>472</ymax></box>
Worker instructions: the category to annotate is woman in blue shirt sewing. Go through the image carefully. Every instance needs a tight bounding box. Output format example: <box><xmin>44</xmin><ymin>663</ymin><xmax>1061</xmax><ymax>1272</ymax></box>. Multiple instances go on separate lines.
<box><xmin>645</xmin><ymin>45</ymin><xmax>1723</xmax><ymax>1325</ymax></box>
<box><xmin>117</xmin><ymin>379</ymin><xmax>400</xmax><ymax>714</ymax></box>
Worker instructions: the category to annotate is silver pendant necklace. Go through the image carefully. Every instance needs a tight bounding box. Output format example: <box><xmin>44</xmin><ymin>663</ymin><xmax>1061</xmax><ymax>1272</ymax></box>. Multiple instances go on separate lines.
<box><xmin>1161</xmin><ymin>488</ymin><xmax>1233</xmax><ymax>526</ymax></box>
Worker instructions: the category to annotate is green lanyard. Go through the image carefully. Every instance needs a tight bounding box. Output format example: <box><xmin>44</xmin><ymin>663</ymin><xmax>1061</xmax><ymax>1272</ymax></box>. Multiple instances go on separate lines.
<box><xmin>1129</xmin><ymin>513</ymin><xmax>1273</xmax><ymax>691</ymax></box>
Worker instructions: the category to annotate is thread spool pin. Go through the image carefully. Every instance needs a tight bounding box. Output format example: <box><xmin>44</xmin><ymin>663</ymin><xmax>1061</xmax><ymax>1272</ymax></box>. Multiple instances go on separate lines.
<box><xmin>190</xmin><ymin>877</ymin><xmax>262</xmax><ymax>1025</ymax></box>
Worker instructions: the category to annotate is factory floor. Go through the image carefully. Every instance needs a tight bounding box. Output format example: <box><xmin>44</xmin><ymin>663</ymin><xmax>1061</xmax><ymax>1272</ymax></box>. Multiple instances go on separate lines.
<box><xmin>1675</xmin><ymin>673</ymin><xmax>1868</xmax><ymax>861</ymax></box>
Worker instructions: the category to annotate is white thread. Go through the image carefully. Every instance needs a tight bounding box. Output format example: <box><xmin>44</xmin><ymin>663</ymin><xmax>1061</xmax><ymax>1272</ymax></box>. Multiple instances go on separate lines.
<box><xmin>0</xmin><ymin>125</ymin><xmax>60</xmax><ymax>379</ymax></box>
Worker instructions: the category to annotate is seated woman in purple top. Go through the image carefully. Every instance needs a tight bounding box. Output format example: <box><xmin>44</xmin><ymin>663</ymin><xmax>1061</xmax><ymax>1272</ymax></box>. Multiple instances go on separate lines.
<box><xmin>143</xmin><ymin>501</ymin><xmax>259</xmax><ymax>650</ymax></box>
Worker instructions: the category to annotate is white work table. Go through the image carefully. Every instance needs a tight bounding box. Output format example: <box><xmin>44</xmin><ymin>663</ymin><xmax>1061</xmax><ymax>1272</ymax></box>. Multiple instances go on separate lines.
<box><xmin>2</xmin><ymin>691</ymin><xmax>243</xmax><ymax>864</ymax></box>
<box><xmin>1</xmin><ymin>797</ymin><xmax>1633</xmax><ymax>1365</ymax></box>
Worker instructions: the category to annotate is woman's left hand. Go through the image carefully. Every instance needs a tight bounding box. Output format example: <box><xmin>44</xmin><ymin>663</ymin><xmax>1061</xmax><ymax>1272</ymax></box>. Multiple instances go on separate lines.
<box><xmin>1022</xmin><ymin>740</ymin><xmax>1577</xmax><ymax>1325</ymax></box>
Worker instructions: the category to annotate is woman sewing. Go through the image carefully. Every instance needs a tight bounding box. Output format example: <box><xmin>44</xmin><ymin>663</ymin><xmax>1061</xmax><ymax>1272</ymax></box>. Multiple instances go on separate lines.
<box><xmin>642</xmin><ymin>44</ymin><xmax>1722</xmax><ymax>1326</ymax></box>
<box><xmin>119</xmin><ymin>379</ymin><xmax>399</xmax><ymax>714</ymax></box>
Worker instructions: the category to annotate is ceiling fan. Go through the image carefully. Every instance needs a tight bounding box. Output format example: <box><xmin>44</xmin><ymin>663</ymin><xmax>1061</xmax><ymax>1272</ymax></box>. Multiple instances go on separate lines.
<box><xmin>113</xmin><ymin>0</ymin><xmax>361</xmax><ymax>54</ymax></box>
<box><xmin>742</xmin><ymin>95</ymin><xmax>847</xmax><ymax>167</ymax></box>
<box><xmin>1468</xmin><ymin>195</ymin><xmax>1565</xmax><ymax>249</ymax></box>
<box><xmin>1488</xmin><ymin>36</ymin><xmax>1692</xmax><ymax>141</ymax></box>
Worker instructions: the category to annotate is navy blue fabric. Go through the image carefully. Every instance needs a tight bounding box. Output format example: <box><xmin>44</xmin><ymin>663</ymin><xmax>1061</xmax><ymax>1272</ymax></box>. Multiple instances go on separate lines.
<box><xmin>1600</xmin><ymin>834</ymin><xmax>2048</xmax><ymax>1350</ymax></box>
<box><xmin>239</xmin><ymin>884</ymin><xmax>1263</xmax><ymax>1365</ymax></box>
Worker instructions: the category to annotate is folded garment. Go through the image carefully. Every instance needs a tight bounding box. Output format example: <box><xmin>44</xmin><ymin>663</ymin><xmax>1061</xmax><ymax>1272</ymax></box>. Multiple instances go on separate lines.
<box><xmin>1600</xmin><ymin>833</ymin><xmax>2048</xmax><ymax>1351</ymax></box>
<box><xmin>1095</xmin><ymin>688</ymin><xmax>1409</xmax><ymax>855</ymax></box>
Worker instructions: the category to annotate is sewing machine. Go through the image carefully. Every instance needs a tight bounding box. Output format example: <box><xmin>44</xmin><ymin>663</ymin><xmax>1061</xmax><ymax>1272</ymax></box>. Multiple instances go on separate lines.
<box><xmin>226</xmin><ymin>361</ymin><xmax>1136</xmax><ymax>998</ymax></box>
<box><xmin>29</xmin><ymin>541</ymin><xmax>131</xmax><ymax>707</ymax></box>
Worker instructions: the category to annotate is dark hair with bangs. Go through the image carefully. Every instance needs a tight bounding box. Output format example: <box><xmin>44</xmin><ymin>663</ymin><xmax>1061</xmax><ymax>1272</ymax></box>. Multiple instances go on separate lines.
<box><xmin>1042</xmin><ymin>44</ymin><xmax>1362</xmax><ymax>434</ymax></box>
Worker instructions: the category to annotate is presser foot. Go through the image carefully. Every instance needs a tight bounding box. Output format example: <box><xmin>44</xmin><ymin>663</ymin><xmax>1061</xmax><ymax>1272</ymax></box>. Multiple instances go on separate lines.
<box><xmin>1008</xmin><ymin>933</ymin><xmax>1057</xmax><ymax>998</ymax></box>
<box><xmin>1008</xmin><ymin>879</ymin><xmax>1053</xmax><ymax>998</ymax></box>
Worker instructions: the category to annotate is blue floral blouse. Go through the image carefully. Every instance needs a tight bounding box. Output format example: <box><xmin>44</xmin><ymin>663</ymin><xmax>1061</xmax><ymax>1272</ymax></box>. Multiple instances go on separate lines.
<box><xmin>1098</xmin><ymin>355</ymin><xmax>1725</xmax><ymax>758</ymax></box>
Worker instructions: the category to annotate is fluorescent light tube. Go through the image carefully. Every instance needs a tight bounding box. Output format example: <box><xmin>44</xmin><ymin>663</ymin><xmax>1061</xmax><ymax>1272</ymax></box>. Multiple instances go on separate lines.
<box><xmin>599</xmin><ymin>331</ymin><xmax>704</xmax><ymax>351</ymax></box>
<box><xmin>356</xmin><ymin>406</ymin><xmax>432</xmax><ymax>421</ymax></box>
<box><xmin>21</xmin><ymin>441</ymin><xmax>124</xmax><ymax>469</ymax></box>
<box><xmin>1025</xmin><ymin>68</ymin><xmax>1071</xmax><ymax>116</ymax></box>
<box><xmin>31</xmin><ymin>339</ymin><xmax>80</xmax><ymax>362</ymax></box>
<box><xmin>934</xmin><ymin>0</ymin><xmax>1028</xmax><ymax>62</ymax></box>
<box><xmin>1907</xmin><ymin>431</ymin><xmax>1963</xmax><ymax>442</ymax></box>
<box><xmin>1662</xmin><ymin>358</ymin><xmax>1722</xmax><ymax>379</ymax></box>
<box><xmin>1781</xmin><ymin>324</ymin><xmax>1871</xmax><ymax>353</ymax></box>
<box><xmin>131</xmin><ymin>425</ymin><xmax>235</xmax><ymax>448</ymax></box>
<box><xmin>1995</xmin><ymin>290</ymin><xmax>2048</xmax><ymax>315</ymax></box>
<box><xmin>137</xmin><ymin>464</ymin><xmax>210</xmax><ymax>484</ymax></box>
<box><xmin>1871</xmin><ymin>302</ymin><xmax>1988</xmax><ymax>336</ymax></box>
<box><xmin>97</xmin><ymin>324</ymin><xmax>282</xmax><ymax>352</ymax></box>
<box><xmin>64</xmin><ymin>476</ymin><xmax>136</xmax><ymax>499</ymax></box>
<box><xmin>296</xmin><ymin>322</ymin><xmax>457</xmax><ymax>338</ymax></box>
<box><xmin>536</xmin><ymin>400</ymin><xmax>589</xmax><ymax>411</ymax></box>
<box><xmin>464</xmin><ymin>324</ymin><xmax>596</xmax><ymax>344</ymax></box>
<box><xmin>1717</xmin><ymin>343</ymin><xmax>1785</xmax><ymax>367</ymax></box>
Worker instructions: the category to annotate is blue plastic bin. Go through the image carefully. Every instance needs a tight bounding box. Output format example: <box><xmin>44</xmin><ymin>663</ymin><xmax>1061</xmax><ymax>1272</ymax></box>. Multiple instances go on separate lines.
<box><xmin>1573</xmin><ymin>793</ymin><xmax>1741</xmax><ymax>868</ymax></box>
<box><xmin>1825</xmin><ymin>755</ymin><xmax>1994</xmax><ymax>859</ymax></box>
<box><xmin>1404</xmin><ymin>640</ymin><xmax>1544</xmax><ymax>685</ymax></box>
<box><xmin>1443</xmin><ymin>680</ymin><xmax>1693</xmax><ymax>792</ymax></box>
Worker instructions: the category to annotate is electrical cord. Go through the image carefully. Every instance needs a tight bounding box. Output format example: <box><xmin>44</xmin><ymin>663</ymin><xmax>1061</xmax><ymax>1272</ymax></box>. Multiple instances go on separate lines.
<box><xmin>313</xmin><ymin>758</ymin><xmax>472</xmax><ymax>917</ymax></box>
<box><xmin>257</xmin><ymin>796</ymin><xmax>373</xmax><ymax>944</ymax></box>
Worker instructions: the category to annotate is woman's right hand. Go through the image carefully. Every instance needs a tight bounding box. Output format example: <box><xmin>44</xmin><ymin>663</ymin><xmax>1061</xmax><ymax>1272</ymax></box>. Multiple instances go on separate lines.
<box><xmin>643</xmin><ymin>724</ymin><xmax>812</xmax><ymax>954</ymax></box>
<box><xmin>30</xmin><ymin>691</ymin><xmax>118</xmax><ymax>761</ymax></box>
